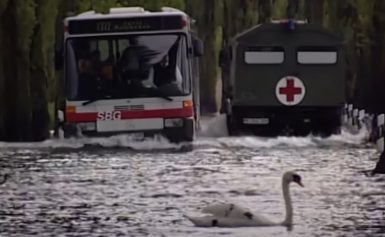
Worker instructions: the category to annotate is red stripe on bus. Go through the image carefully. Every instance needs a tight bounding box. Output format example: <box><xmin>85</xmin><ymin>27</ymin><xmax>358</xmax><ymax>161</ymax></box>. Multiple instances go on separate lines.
<box><xmin>66</xmin><ymin>108</ymin><xmax>194</xmax><ymax>123</ymax></box>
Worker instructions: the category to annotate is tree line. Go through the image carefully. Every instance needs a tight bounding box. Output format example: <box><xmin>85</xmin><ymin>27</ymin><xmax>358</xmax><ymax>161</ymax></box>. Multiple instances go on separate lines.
<box><xmin>0</xmin><ymin>0</ymin><xmax>384</xmax><ymax>141</ymax></box>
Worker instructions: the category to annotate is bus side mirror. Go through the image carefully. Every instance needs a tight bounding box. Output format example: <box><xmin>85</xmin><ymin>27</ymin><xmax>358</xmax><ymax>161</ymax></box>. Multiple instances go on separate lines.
<box><xmin>193</xmin><ymin>37</ymin><xmax>204</xmax><ymax>57</ymax></box>
<box><xmin>219</xmin><ymin>47</ymin><xmax>231</xmax><ymax>68</ymax></box>
<box><xmin>55</xmin><ymin>46</ymin><xmax>63</xmax><ymax>71</ymax></box>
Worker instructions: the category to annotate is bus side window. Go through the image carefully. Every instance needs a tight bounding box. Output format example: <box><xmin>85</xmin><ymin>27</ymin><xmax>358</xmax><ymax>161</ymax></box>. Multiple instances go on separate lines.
<box><xmin>178</xmin><ymin>36</ymin><xmax>189</xmax><ymax>94</ymax></box>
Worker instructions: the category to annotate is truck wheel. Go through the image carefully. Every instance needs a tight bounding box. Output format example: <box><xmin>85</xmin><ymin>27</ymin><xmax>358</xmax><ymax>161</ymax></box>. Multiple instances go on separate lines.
<box><xmin>313</xmin><ymin>116</ymin><xmax>341</xmax><ymax>137</ymax></box>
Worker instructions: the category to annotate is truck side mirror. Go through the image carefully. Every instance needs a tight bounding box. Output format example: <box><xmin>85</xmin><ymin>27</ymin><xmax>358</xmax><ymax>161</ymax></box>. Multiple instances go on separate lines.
<box><xmin>192</xmin><ymin>37</ymin><xmax>204</xmax><ymax>57</ymax></box>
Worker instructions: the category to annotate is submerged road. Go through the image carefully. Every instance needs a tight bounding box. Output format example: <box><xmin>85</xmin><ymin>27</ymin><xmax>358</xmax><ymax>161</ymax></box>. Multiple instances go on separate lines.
<box><xmin>0</xmin><ymin>116</ymin><xmax>382</xmax><ymax>237</ymax></box>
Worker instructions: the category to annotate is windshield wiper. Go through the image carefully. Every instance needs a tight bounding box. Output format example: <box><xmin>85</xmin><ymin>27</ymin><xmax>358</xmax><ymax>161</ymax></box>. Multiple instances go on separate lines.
<box><xmin>148</xmin><ymin>87</ymin><xmax>173</xmax><ymax>101</ymax></box>
<box><xmin>82</xmin><ymin>95</ymin><xmax>112</xmax><ymax>106</ymax></box>
<box><xmin>82</xmin><ymin>98</ymin><xmax>100</xmax><ymax>106</ymax></box>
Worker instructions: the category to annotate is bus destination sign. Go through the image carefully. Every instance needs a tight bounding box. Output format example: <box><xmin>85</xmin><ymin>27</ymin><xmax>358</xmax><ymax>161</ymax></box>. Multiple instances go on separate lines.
<box><xmin>68</xmin><ymin>15</ymin><xmax>184</xmax><ymax>34</ymax></box>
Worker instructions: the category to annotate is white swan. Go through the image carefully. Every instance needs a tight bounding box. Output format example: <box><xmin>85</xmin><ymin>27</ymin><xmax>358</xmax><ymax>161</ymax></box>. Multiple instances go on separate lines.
<box><xmin>185</xmin><ymin>171</ymin><xmax>303</xmax><ymax>227</ymax></box>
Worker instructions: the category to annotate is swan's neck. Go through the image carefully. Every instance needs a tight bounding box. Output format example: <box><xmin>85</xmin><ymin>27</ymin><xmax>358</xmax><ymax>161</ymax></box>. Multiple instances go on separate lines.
<box><xmin>281</xmin><ymin>181</ymin><xmax>293</xmax><ymax>226</ymax></box>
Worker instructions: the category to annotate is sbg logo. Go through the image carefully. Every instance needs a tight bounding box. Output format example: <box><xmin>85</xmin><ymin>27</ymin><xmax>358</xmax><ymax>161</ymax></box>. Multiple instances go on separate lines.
<box><xmin>97</xmin><ymin>111</ymin><xmax>122</xmax><ymax>121</ymax></box>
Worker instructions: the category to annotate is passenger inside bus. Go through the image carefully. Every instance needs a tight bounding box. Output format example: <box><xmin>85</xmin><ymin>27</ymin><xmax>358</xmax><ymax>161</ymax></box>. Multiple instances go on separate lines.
<box><xmin>77</xmin><ymin>50</ymin><xmax>101</xmax><ymax>99</ymax></box>
<box><xmin>68</xmin><ymin>34</ymin><xmax>187</xmax><ymax>100</ymax></box>
<box><xmin>154</xmin><ymin>55</ymin><xmax>183</xmax><ymax>95</ymax></box>
<box><xmin>77</xmin><ymin>47</ymin><xmax>118</xmax><ymax>99</ymax></box>
<box><xmin>117</xmin><ymin>37</ymin><xmax>158</xmax><ymax>96</ymax></box>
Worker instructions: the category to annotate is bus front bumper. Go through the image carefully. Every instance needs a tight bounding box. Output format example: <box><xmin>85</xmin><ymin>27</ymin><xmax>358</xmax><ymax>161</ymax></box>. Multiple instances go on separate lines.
<box><xmin>60</xmin><ymin>117</ymin><xmax>195</xmax><ymax>143</ymax></box>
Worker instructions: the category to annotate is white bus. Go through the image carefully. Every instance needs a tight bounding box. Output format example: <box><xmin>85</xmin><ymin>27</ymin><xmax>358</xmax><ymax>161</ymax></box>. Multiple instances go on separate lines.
<box><xmin>55</xmin><ymin>7</ymin><xmax>203</xmax><ymax>142</ymax></box>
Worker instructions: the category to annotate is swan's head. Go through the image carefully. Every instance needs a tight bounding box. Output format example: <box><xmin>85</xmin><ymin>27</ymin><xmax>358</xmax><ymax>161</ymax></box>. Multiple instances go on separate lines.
<box><xmin>283</xmin><ymin>171</ymin><xmax>303</xmax><ymax>187</ymax></box>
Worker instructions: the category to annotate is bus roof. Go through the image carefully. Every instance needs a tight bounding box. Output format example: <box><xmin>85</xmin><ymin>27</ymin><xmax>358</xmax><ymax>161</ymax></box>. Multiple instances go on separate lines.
<box><xmin>64</xmin><ymin>7</ymin><xmax>190</xmax><ymax>35</ymax></box>
<box><xmin>65</xmin><ymin>7</ymin><xmax>188</xmax><ymax>21</ymax></box>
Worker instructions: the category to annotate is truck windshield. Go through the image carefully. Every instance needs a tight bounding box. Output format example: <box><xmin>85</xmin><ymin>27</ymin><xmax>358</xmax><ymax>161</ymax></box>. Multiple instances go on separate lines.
<box><xmin>65</xmin><ymin>34</ymin><xmax>190</xmax><ymax>101</ymax></box>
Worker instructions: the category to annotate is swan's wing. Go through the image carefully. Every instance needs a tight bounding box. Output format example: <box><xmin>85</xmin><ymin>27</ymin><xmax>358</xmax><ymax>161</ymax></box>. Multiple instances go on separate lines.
<box><xmin>201</xmin><ymin>203</ymin><xmax>254</xmax><ymax>220</ymax></box>
<box><xmin>185</xmin><ymin>214</ymin><xmax>275</xmax><ymax>228</ymax></box>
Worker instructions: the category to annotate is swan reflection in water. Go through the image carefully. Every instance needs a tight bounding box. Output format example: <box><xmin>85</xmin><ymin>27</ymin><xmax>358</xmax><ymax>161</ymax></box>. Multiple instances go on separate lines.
<box><xmin>185</xmin><ymin>171</ymin><xmax>303</xmax><ymax>228</ymax></box>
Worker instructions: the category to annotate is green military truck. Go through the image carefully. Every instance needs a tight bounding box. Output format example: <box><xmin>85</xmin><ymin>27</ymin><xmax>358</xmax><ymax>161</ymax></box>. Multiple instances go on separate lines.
<box><xmin>220</xmin><ymin>19</ymin><xmax>346</xmax><ymax>136</ymax></box>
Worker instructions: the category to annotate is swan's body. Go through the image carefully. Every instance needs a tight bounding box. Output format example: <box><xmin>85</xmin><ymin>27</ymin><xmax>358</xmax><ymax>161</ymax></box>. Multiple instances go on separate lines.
<box><xmin>185</xmin><ymin>171</ymin><xmax>303</xmax><ymax>227</ymax></box>
<box><xmin>201</xmin><ymin>203</ymin><xmax>274</xmax><ymax>225</ymax></box>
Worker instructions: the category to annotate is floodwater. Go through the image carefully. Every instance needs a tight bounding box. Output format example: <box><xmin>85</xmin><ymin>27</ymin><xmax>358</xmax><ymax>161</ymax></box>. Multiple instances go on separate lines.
<box><xmin>0</xmin><ymin>115</ymin><xmax>383</xmax><ymax>237</ymax></box>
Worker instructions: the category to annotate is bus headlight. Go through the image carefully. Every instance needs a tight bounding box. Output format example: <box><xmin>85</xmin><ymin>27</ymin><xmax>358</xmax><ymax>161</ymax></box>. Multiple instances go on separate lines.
<box><xmin>164</xmin><ymin>118</ymin><xmax>183</xmax><ymax>128</ymax></box>
<box><xmin>77</xmin><ymin>122</ymin><xmax>96</xmax><ymax>131</ymax></box>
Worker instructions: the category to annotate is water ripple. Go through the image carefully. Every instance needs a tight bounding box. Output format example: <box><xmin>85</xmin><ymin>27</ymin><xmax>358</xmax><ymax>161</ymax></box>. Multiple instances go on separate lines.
<box><xmin>0</xmin><ymin>123</ymin><xmax>381</xmax><ymax>236</ymax></box>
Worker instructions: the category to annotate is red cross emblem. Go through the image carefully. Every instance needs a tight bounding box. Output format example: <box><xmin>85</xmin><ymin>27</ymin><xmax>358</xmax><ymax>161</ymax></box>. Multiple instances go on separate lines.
<box><xmin>279</xmin><ymin>78</ymin><xmax>302</xmax><ymax>102</ymax></box>
<box><xmin>275</xmin><ymin>76</ymin><xmax>305</xmax><ymax>106</ymax></box>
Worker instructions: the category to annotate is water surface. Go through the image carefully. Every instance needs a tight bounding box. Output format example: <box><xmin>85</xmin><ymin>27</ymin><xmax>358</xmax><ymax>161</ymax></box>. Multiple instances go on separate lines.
<box><xmin>0</xmin><ymin>116</ymin><xmax>382</xmax><ymax>237</ymax></box>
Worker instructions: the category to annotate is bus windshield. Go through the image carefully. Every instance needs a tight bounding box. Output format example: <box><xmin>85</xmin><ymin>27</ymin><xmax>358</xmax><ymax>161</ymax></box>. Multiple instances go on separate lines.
<box><xmin>65</xmin><ymin>34</ymin><xmax>190</xmax><ymax>101</ymax></box>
